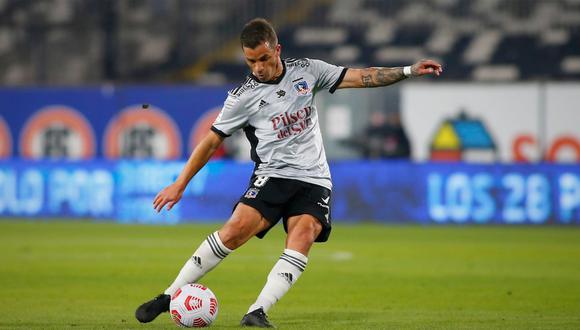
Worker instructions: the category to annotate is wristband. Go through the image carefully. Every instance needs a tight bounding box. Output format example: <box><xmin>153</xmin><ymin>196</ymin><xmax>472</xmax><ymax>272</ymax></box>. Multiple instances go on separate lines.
<box><xmin>403</xmin><ymin>66</ymin><xmax>412</xmax><ymax>77</ymax></box>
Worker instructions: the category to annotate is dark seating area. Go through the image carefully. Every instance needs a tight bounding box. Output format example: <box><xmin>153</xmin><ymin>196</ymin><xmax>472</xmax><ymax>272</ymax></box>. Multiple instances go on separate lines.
<box><xmin>206</xmin><ymin>0</ymin><xmax>580</xmax><ymax>82</ymax></box>
<box><xmin>0</xmin><ymin>0</ymin><xmax>579</xmax><ymax>85</ymax></box>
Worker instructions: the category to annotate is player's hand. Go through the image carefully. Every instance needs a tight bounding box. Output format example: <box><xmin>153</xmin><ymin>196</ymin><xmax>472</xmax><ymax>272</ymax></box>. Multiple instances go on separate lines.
<box><xmin>153</xmin><ymin>182</ymin><xmax>185</xmax><ymax>212</ymax></box>
<box><xmin>411</xmin><ymin>59</ymin><xmax>443</xmax><ymax>77</ymax></box>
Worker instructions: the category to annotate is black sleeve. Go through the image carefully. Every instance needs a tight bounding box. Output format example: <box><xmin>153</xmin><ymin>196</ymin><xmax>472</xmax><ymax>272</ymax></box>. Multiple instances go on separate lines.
<box><xmin>211</xmin><ymin>125</ymin><xmax>230</xmax><ymax>138</ymax></box>
<box><xmin>329</xmin><ymin>68</ymin><xmax>348</xmax><ymax>94</ymax></box>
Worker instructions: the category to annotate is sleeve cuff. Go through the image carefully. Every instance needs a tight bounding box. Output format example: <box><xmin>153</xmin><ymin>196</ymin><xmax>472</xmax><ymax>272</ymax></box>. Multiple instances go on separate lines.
<box><xmin>329</xmin><ymin>68</ymin><xmax>348</xmax><ymax>94</ymax></box>
<box><xmin>211</xmin><ymin>126</ymin><xmax>230</xmax><ymax>138</ymax></box>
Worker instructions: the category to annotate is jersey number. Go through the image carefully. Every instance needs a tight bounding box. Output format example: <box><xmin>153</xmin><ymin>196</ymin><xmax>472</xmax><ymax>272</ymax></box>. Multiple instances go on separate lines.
<box><xmin>254</xmin><ymin>176</ymin><xmax>269</xmax><ymax>187</ymax></box>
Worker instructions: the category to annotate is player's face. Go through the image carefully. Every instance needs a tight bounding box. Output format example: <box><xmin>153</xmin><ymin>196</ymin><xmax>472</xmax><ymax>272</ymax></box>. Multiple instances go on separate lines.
<box><xmin>243</xmin><ymin>41</ymin><xmax>281</xmax><ymax>82</ymax></box>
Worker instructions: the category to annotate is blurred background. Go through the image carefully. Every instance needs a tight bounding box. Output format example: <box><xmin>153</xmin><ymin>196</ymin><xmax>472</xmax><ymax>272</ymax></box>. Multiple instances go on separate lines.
<box><xmin>2</xmin><ymin>0</ymin><xmax>580</xmax><ymax>84</ymax></box>
<box><xmin>0</xmin><ymin>0</ymin><xmax>579</xmax><ymax>224</ymax></box>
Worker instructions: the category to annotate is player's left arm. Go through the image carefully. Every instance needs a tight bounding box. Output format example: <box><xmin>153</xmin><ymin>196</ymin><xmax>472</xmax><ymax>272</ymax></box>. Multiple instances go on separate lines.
<box><xmin>337</xmin><ymin>59</ymin><xmax>443</xmax><ymax>89</ymax></box>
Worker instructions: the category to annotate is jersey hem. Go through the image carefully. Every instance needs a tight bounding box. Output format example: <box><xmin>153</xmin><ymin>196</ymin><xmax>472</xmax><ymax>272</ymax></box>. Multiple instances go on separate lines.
<box><xmin>254</xmin><ymin>173</ymin><xmax>333</xmax><ymax>191</ymax></box>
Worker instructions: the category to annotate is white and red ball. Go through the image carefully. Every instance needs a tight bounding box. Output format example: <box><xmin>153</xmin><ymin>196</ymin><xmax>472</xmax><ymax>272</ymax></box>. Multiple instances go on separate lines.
<box><xmin>170</xmin><ymin>284</ymin><xmax>218</xmax><ymax>327</ymax></box>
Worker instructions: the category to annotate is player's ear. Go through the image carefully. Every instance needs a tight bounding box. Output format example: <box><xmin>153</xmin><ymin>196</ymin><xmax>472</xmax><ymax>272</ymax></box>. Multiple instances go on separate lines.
<box><xmin>275</xmin><ymin>44</ymin><xmax>281</xmax><ymax>55</ymax></box>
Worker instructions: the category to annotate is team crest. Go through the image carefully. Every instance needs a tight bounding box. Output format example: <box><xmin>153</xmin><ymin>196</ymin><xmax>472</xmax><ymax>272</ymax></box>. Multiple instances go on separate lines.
<box><xmin>244</xmin><ymin>188</ymin><xmax>259</xmax><ymax>199</ymax></box>
<box><xmin>294</xmin><ymin>81</ymin><xmax>310</xmax><ymax>95</ymax></box>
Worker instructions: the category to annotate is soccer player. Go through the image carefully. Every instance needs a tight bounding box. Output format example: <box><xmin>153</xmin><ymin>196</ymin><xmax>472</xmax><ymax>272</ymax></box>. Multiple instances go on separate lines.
<box><xmin>136</xmin><ymin>18</ymin><xmax>442</xmax><ymax>327</ymax></box>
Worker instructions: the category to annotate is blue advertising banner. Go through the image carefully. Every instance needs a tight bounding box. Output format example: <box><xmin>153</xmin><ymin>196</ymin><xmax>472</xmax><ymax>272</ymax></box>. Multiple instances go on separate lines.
<box><xmin>331</xmin><ymin>162</ymin><xmax>580</xmax><ymax>224</ymax></box>
<box><xmin>0</xmin><ymin>86</ymin><xmax>230</xmax><ymax>159</ymax></box>
<box><xmin>1</xmin><ymin>161</ymin><xmax>578</xmax><ymax>224</ymax></box>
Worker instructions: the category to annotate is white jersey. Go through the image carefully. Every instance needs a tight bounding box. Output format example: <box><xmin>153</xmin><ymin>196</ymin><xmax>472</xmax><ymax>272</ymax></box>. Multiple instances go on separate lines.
<box><xmin>211</xmin><ymin>58</ymin><xmax>346</xmax><ymax>190</ymax></box>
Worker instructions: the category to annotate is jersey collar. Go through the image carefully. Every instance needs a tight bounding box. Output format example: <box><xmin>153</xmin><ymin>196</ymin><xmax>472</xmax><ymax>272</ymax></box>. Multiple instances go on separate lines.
<box><xmin>249</xmin><ymin>60</ymin><xmax>286</xmax><ymax>85</ymax></box>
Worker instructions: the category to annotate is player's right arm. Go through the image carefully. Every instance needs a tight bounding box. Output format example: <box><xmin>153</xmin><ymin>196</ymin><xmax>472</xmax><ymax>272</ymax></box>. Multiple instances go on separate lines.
<box><xmin>153</xmin><ymin>131</ymin><xmax>224</xmax><ymax>212</ymax></box>
<box><xmin>154</xmin><ymin>88</ymin><xmax>249</xmax><ymax>212</ymax></box>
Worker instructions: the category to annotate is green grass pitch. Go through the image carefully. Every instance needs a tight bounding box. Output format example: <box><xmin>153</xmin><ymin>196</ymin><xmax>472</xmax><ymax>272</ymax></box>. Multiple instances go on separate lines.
<box><xmin>1</xmin><ymin>220</ymin><xmax>579</xmax><ymax>329</ymax></box>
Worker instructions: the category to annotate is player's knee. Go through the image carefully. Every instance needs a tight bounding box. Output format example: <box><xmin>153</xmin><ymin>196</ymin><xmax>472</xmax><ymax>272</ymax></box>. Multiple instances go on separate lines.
<box><xmin>219</xmin><ymin>219</ymin><xmax>254</xmax><ymax>249</ymax></box>
<box><xmin>308</xmin><ymin>220</ymin><xmax>323</xmax><ymax>237</ymax></box>
<box><xmin>292</xmin><ymin>219</ymin><xmax>322</xmax><ymax>243</ymax></box>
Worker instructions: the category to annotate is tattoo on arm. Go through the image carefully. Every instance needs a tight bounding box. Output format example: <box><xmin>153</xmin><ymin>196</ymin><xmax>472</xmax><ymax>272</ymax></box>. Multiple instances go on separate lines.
<box><xmin>360</xmin><ymin>67</ymin><xmax>407</xmax><ymax>87</ymax></box>
<box><xmin>361</xmin><ymin>74</ymin><xmax>373</xmax><ymax>87</ymax></box>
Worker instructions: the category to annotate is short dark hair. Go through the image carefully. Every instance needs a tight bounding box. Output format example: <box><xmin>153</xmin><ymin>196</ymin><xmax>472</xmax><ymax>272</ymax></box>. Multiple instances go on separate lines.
<box><xmin>240</xmin><ymin>18</ymin><xmax>278</xmax><ymax>49</ymax></box>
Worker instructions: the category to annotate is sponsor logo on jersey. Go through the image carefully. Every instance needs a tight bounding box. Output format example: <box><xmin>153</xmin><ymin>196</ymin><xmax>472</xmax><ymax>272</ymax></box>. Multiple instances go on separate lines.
<box><xmin>0</xmin><ymin>116</ymin><xmax>12</xmax><ymax>158</ymax></box>
<box><xmin>276</xmin><ymin>89</ymin><xmax>286</xmax><ymax>98</ymax></box>
<box><xmin>294</xmin><ymin>81</ymin><xmax>310</xmax><ymax>95</ymax></box>
<box><xmin>19</xmin><ymin>105</ymin><xmax>95</xmax><ymax>159</ymax></box>
<box><xmin>103</xmin><ymin>105</ymin><xmax>181</xmax><ymax>159</ymax></box>
<box><xmin>271</xmin><ymin>106</ymin><xmax>313</xmax><ymax>140</ymax></box>
<box><xmin>258</xmin><ymin>100</ymin><xmax>269</xmax><ymax>109</ymax></box>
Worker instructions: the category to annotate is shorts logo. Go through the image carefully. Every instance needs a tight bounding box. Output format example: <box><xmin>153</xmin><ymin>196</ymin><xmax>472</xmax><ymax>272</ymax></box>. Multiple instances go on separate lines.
<box><xmin>104</xmin><ymin>105</ymin><xmax>181</xmax><ymax>159</ymax></box>
<box><xmin>317</xmin><ymin>196</ymin><xmax>330</xmax><ymax>222</ymax></box>
<box><xmin>244</xmin><ymin>188</ymin><xmax>259</xmax><ymax>199</ymax></box>
<box><xmin>19</xmin><ymin>106</ymin><xmax>95</xmax><ymax>159</ymax></box>
<box><xmin>0</xmin><ymin>116</ymin><xmax>13</xmax><ymax>158</ymax></box>
<box><xmin>294</xmin><ymin>81</ymin><xmax>310</xmax><ymax>95</ymax></box>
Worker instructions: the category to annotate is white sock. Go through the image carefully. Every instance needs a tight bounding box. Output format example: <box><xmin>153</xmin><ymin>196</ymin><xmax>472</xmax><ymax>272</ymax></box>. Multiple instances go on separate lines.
<box><xmin>164</xmin><ymin>231</ymin><xmax>232</xmax><ymax>296</ymax></box>
<box><xmin>248</xmin><ymin>249</ymin><xmax>308</xmax><ymax>313</ymax></box>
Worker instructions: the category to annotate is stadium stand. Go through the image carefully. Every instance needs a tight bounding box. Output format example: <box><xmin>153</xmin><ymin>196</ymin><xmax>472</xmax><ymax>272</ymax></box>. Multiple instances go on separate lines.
<box><xmin>0</xmin><ymin>0</ymin><xmax>287</xmax><ymax>84</ymax></box>
<box><xmin>208</xmin><ymin>0</ymin><xmax>580</xmax><ymax>82</ymax></box>
<box><xmin>0</xmin><ymin>0</ymin><xmax>579</xmax><ymax>85</ymax></box>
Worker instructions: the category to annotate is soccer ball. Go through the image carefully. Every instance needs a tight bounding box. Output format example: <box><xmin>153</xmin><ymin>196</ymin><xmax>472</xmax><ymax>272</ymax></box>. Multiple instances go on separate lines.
<box><xmin>169</xmin><ymin>283</ymin><xmax>218</xmax><ymax>327</ymax></box>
